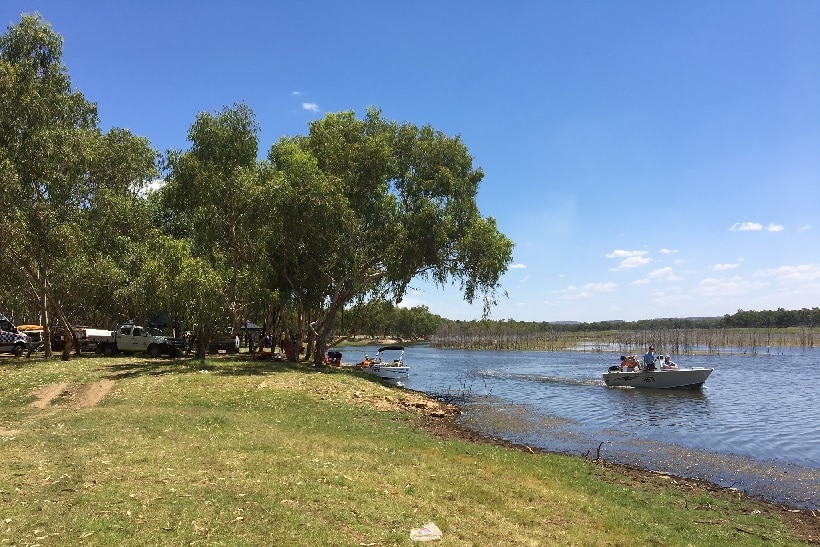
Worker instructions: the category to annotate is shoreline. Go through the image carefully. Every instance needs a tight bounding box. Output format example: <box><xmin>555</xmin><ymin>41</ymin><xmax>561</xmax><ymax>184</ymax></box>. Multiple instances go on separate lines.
<box><xmin>397</xmin><ymin>384</ymin><xmax>820</xmax><ymax>543</ymax></box>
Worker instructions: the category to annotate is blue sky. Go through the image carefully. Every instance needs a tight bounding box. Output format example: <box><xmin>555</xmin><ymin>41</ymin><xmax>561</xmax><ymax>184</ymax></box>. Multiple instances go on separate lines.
<box><xmin>5</xmin><ymin>1</ymin><xmax>819</xmax><ymax>322</ymax></box>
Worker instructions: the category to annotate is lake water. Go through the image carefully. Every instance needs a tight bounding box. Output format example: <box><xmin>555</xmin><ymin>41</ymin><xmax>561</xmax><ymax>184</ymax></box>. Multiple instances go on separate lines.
<box><xmin>335</xmin><ymin>345</ymin><xmax>820</xmax><ymax>509</ymax></box>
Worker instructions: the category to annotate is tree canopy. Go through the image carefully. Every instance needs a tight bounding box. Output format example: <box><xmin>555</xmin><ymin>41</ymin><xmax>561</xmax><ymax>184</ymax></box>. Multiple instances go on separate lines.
<box><xmin>0</xmin><ymin>15</ymin><xmax>513</xmax><ymax>362</ymax></box>
<box><xmin>266</xmin><ymin>108</ymin><xmax>514</xmax><ymax>362</ymax></box>
<box><xmin>0</xmin><ymin>14</ymin><xmax>157</xmax><ymax>357</ymax></box>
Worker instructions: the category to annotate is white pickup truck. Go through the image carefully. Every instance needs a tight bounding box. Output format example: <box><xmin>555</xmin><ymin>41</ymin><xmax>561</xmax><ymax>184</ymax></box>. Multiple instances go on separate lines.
<box><xmin>89</xmin><ymin>324</ymin><xmax>180</xmax><ymax>358</ymax></box>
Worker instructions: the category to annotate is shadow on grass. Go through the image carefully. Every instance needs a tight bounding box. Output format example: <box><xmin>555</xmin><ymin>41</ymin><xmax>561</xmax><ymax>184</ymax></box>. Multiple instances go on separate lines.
<box><xmin>98</xmin><ymin>354</ymin><xmax>350</xmax><ymax>381</ymax></box>
<box><xmin>7</xmin><ymin>351</ymin><xmax>389</xmax><ymax>386</ymax></box>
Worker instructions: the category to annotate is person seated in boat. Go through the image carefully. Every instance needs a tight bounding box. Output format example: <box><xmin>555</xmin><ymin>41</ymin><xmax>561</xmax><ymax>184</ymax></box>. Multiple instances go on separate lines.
<box><xmin>619</xmin><ymin>355</ymin><xmax>640</xmax><ymax>371</ymax></box>
<box><xmin>644</xmin><ymin>346</ymin><xmax>657</xmax><ymax>371</ymax></box>
<box><xmin>358</xmin><ymin>355</ymin><xmax>371</xmax><ymax>367</ymax></box>
<box><xmin>662</xmin><ymin>355</ymin><xmax>679</xmax><ymax>370</ymax></box>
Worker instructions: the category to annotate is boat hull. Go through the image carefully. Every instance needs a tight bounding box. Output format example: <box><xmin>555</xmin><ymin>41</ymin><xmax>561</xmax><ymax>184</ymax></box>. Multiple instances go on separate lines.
<box><xmin>365</xmin><ymin>364</ymin><xmax>410</xmax><ymax>381</ymax></box>
<box><xmin>602</xmin><ymin>368</ymin><xmax>713</xmax><ymax>389</ymax></box>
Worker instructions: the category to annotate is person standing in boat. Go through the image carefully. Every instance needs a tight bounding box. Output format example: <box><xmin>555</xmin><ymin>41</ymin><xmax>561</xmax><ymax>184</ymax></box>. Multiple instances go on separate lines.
<box><xmin>662</xmin><ymin>355</ymin><xmax>679</xmax><ymax>370</ymax></box>
<box><xmin>644</xmin><ymin>346</ymin><xmax>657</xmax><ymax>371</ymax></box>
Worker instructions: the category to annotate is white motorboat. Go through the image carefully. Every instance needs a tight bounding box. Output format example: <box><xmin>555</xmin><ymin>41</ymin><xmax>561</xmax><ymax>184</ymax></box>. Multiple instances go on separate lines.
<box><xmin>361</xmin><ymin>346</ymin><xmax>410</xmax><ymax>382</ymax></box>
<box><xmin>602</xmin><ymin>366</ymin><xmax>713</xmax><ymax>389</ymax></box>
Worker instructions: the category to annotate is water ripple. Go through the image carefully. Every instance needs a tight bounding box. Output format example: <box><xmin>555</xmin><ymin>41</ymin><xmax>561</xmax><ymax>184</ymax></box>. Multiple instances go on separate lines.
<box><xmin>339</xmin><ymin>344</ymin><xmax>820</xmax><ymax>509</ymax></box>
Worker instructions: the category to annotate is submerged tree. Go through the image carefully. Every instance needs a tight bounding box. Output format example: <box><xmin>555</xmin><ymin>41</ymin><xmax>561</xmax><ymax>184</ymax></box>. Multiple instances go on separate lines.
<box><xmin>267</xmin><ymin>108</ymin><xmax>514</xmax><ymax>364</ymax></box>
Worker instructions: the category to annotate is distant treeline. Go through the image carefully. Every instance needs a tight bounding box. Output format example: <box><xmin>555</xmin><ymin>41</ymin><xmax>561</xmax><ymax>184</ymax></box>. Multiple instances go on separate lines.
<box><xmin>335</xmin><ymin>306</ymin><xmax>820</xmax><ymax>352</ymax></box>
<box><xmin>428</xmin><ymin>307</ymin><xmax>820</xmax><ymax>353</ymax></box>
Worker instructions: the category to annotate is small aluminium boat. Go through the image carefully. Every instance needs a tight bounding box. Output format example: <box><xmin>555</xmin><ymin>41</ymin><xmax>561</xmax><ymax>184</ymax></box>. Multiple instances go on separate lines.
<box><xmin>602</xmin><ymin>366</ymin><xmax>713</xmax><ymax>389</ymax></box>
<box><xmin>362</xmin><ymin>345</ymin><xmax>410</xmax><ymax>382</ymax></box>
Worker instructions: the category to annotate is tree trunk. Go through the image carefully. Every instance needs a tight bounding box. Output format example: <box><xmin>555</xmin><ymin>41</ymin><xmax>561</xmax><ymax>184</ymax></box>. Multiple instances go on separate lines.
<box><xmin>60</xmin><ymin>316</ymin><xmax>73</xmax><ymax>361</ymax></box>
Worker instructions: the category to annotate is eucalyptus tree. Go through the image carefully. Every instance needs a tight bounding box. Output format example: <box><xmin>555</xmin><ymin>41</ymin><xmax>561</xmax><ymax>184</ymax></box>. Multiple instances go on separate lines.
<box><xmin>161</xmin><ymin>104</ymin><xmax>263</xmax><ymax>339</ymax></box>
<box><xmin>0</xmin><ymin>14</ymin><xmax>157</xmax><ymax>356</ymax></box>
<box><xmin>262</xmin><ymin>137</ymin><xmax>340</xmax><ymax>358</ymax></box>
<box><xmin>61</xmin><ymin>128</ymin><xmax>159</xmax><ymax>329</ymax></box>
<box><xmin>268</xmin><ymin>108</ymin><xmax>514</xmax><ymax>365</ymax></box>
<box><xmin>0</xmin><ymin>14</ymin><xmax>93</xmax><ymax>354</ymax></box>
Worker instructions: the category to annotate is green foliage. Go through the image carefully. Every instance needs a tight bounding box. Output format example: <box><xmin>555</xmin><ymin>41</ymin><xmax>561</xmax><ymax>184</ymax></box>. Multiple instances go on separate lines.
<box><xmin>0</xmin><ymin>13</ymin><xmax>157</xmax><ymax>352</ymax></box>
<box><xmin>339</xmin><ymin>301</ymin><xmax>443</xmax><ymax>340</ymax></box>
<box><xmin>1</xmin><ymin>16</ymin><xmax>512</xmax><ymax>361</ymax></box>
<box><xmin>268</xmin><ymin>108</ymin><xmax>514</xmax><ymax>362</ymax></box>
<box><xmin>721</xmin><ymin>307</ymin><xmax>820</xmax><ymax>328</ymax></box>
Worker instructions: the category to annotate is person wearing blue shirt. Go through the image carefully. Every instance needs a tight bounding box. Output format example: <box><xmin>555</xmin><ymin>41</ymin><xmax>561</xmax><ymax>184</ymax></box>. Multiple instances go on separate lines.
<box><xmin>662</xmin><ymin>355</ymin><xmax>679</xmax><ymax>370</ymax></box>
<box><xmin>644</xmin><ymin>346</ymin><xmax>657</xmax><ymax>371</ymax></box>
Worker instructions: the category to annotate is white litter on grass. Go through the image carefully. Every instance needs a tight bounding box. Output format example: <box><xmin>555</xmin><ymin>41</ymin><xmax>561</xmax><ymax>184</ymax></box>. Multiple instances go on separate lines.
<box><xmin>410</xmin><ymin>521</ymin><xmax>442</xmax><ymax>542</ymax></box>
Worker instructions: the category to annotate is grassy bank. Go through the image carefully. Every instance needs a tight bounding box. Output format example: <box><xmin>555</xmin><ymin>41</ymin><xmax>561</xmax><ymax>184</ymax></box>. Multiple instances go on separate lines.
<box><xmin>0</xmin><ymin>355</ymin><xmax>816</xmax><ymax>545</ymax></box>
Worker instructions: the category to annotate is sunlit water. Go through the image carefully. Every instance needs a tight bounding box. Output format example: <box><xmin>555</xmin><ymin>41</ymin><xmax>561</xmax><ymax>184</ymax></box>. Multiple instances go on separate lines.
<box><xmin>333</xmin><ymin>344</ymin><xmax>820</xmax><ymax>509</ymax></box>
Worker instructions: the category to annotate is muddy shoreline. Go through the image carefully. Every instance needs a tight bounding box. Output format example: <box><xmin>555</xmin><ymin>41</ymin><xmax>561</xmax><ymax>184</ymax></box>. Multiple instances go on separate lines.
<box><xmin>405</xmin><ymin>387</ymin><xmax>820</xmax><ymax>544</ymax></box>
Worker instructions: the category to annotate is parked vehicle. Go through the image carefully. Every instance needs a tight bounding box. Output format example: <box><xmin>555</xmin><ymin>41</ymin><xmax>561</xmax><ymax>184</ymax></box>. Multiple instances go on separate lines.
<box><xmin>0</xmin><ymin>313</ymin><xmax>31</xmax><ymax>357</ymax></box>
<box><xmin>17</xmin><ymin>324</ymin><xmax>44</xmax><ymax>352</ymax></box>
<box><xmin>89</xmin><ymin>324</ymin><xmax>180</xmax><ymax>358</ymax></box>
<box><xmin>52</xmin><ymin>326</ymin><xmax>111</xmax><ymax>352</ymax></box>
<box><xmin>149</xmin><ymin>328</ymin><xmax>185</xmax><ymax>353</ymax></box>
<box><xmin>208</xmin><ymin>332</ymin><xmax>240</xmax><ymax>354</ymax></box>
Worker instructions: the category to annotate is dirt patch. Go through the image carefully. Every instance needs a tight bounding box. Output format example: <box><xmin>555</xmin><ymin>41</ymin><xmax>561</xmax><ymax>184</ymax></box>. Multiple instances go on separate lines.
<box><xmin>28</xmin><ymin>380</ymin><xmax>116</xmax><ymax>409</ymax></box>
<box><xmin>71</xmin><ymin>380</ymin><xmax>116</xmax><ymax>408</ymax></box>
<box><xmin>29</xmin><ymin>382</ymin><xmax>71</xmax><ymax>409</ymax></box>
<box><xmin>365</xmin><ymin>389</ymin><xmax>459</xmax><ymax>418</ymax></box>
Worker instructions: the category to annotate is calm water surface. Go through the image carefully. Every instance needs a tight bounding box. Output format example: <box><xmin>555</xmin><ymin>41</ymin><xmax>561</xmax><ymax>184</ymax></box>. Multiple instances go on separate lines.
<box><xmin>336</xmin><ymin>345</ymin><xmax>820</xmax><ymax>509</ymax></box>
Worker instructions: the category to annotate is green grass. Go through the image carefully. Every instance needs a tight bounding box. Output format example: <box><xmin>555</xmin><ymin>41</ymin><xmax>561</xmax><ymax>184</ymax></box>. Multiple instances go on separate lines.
<box><xmin>0</xmin><ymin>355</ymin><xmax>812</xmax><ymax>545</ymax></box>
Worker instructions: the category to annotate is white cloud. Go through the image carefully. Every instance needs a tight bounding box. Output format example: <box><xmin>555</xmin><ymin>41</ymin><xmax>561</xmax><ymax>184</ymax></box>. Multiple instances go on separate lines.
<box><xmin>584</xmin><ymin>282</ymin><xmax>616</xmax><ymax>292</ymax></box>
<box><xmin>397</xmin><ymin>289</ymin><xmax>424</xmax><ymax>309</ymax></box>
<box><xmin>799</xmin><ymin>225</ymin><xmax>812</xmax><ymax>231</ymax></box>
<box><xmin>729</xmin><ymin>222</ymin><xmax>762</xmax><ymax>231</ymax></box>
<box><xmin>612</xmin><ymin>256</ymin><xmax>651</xmax><ymax>270</ymax></box>
<box><xmin>695</xmin><ymin>276</ymin><xmax>768</xmax><ymax>297</ymax></box>
<box><xmin>509</xmin><ymin>263</ymin><xmax>527</xmax><ymax>269</ymax></box>
<box><xmin>557</xmin><ymin>282</ymin><xmax>616</xmax><ymax>300</ymax></box>
<box><xmin>631</xmin><ymin>278</ymin><xmax>650</xmax><ymax>285</ymax></box>
<box><xmin>659</xmin><ymin>248</ymin><xmax>679</xmax><ymax>254</ymax></box>
<box><xmin>606</xmin><ymin>250</ymin><xmax>650</xmax><ymax>270</ymax></box>
<box><xmin>291</xmin><ymin>91</ymin><xmax>305</xmax><ymax>96</ymax></box>
<box><xmin>302</xmin><ymin>102</ymin><xmax>320</xmax><ymax>112</ymax></box>
<box><xmin>713</xmin><ymin>263</ymin><xmax>740</xmax><ymax>271</ymax></box>
<box><xmin>755</xmin><ymin>264</ymin><xmax>820</xmax><ymax>282</ymax></box>
<box><xmin>138</xmin><ymin>178</ymin><xmax>164</xmax><ymax>197</ymax></box>
<box><xmin>648</xmin><ymin>267</ymin><xmax>682</xmax><ymax>281</ymax></box>
<box><xmin>767</xmin><ymin>223</ymin><xmax>784</xmax><ymax>232</ymax></box>
<box><xmin>606</xmin><ymin>249</ymin><xmax>646</xmax><ymax>259</ymax></box>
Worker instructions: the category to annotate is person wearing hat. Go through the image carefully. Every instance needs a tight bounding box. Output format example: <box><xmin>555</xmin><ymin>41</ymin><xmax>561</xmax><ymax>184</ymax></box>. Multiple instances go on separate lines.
<box><xmin>644</xmin><ymin>346</ymin><xmax>657</xmax><ymax>371</ymax></box>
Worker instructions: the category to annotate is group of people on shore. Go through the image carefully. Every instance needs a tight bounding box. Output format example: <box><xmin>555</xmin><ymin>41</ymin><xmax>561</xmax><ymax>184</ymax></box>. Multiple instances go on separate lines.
<box><xmin>618</xmin><ymin>346</ymin><xmax>679</xmax><ymax>372</ymax></box>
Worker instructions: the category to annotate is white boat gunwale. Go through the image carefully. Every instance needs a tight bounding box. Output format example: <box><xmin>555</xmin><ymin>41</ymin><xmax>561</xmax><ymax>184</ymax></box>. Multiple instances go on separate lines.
<box><xmin>602</xmin><ymin>366</ymin><xmax>713</xmax><ymax>389</ymax></box>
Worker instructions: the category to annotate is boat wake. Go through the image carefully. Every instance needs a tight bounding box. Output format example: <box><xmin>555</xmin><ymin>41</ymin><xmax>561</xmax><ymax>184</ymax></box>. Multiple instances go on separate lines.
<box><xmin>474</xmin><ymin>369</ymin><xmax>603</xmax><ymax>387</ymax></box>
